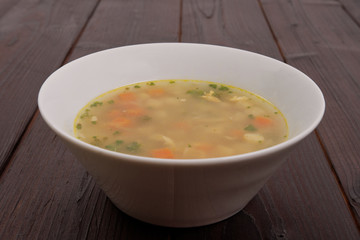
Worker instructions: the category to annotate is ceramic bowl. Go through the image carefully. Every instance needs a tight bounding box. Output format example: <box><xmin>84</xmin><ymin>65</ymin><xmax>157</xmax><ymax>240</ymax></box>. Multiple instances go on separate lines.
<box><xmin>38</xmin><ymin>43</ymin><xmax>325</xmax><ymax>227</ymax></box>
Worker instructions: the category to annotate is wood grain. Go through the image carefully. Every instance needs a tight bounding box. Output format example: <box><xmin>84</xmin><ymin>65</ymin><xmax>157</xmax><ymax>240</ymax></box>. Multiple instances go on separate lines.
<box><xmin>181</xmin><ymin>0</ymin><xmax>282</xmax><ymax>58</ymax></box>
<box><xmin>260</xmin><ymin>0</ymin><xmax>360</xmax><ymax>223</ymax></box>
<box><xmin>0</xmin><ymin>115</ymin><xmax>101</xmax><ymax>239</ymax></box>
<box><xmin>251</xmin><ymin>134</ymin><xmax>359</xmax><ymax>239</ymax></box>
<box><xmin>0</xmin><ymin>0</ymin><xmax>100</xmax><ymax>173</ymax></box>
<box><xmin>66</xmin><ymin>0</ymin><xmax>180</xmax><ymax>61</ymax></box>
<box><xmin>338</xmin><ymin>0</ymin><xmax>360</xmax><ymax>23</ymax></box>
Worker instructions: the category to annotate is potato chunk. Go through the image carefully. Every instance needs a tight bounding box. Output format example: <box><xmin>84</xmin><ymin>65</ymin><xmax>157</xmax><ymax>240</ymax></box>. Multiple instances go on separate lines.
<box><xmin>243</xmin><ymin>133</ymin><xmax>265</xmax><ymax>144</ymax></box>
<box><xmin>202</xmin><ymin>90</ymin><xmax>221</xmax><ymax>102</ymax></box>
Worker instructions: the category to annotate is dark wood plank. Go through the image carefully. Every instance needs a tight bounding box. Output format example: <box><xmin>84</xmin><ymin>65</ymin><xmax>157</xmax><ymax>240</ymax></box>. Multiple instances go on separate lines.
<box><xmin>66</xmin><ymin>0</ymin><xmax>180</xmax><ymax>61</ymax></box>
<box><xmin>0</xmin><ymin>0</ymin><xmax>21</xmax><ymax>18</ymax></box>
<box><xmin>180</xmin><ymin>0</ymin><xmax>282</xmax><ymax>58</ymax></box>
<box><xmin>260</xmin><ymin>0</ymin><xmax>360</xmax><ymax>223</ymax></box>
<box><xmin>0</xmin><ymin>0</ymin><xmax>100</xmax><ymax>172</ymax></box>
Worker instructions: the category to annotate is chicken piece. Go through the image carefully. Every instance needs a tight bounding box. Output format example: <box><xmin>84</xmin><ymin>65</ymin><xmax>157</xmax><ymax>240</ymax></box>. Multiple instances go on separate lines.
<box><xmin>162</xmin><ymin>135</ymin><xmax>175</xmax><ymax>147</ymax></box>
<box><xmin>243</xmin><ymin>133</ymin><xmax>265</xmax><ymax>144</ymax></box>
<box><xmin>202</xmin><ymin>90</ymin><xmax>221</xmax><ymax>102</ymax></box>
<box><xmin>229</xmin><ymin>96</ymin><xmax>249</xmax><ymax>102</ymax></box>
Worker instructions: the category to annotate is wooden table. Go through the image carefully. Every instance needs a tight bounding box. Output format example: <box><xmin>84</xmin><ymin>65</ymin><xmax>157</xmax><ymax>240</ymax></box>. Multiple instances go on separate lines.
<box><xmin>1</xmin><ymin>0</ymin><xmax>359</xmax><ymax>239</ymax></box>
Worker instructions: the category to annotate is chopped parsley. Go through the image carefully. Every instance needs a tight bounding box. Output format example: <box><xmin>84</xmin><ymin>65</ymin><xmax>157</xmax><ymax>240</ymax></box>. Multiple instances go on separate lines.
<box><xmin>187</xmin><ymin>89</ymin><xmax>204</xmax><ymax>96</ymax></box>
<box><xmin>147</xmin><ymin>82</ymin><xmax>155</xmax><ymax>86</ymax></box>
<box><xmin>248</xmin><ymin>114</ymin><xmax>255</xmax><ymax>119</ymax></box>
<box><xmin>105</xmin><ymin>140</ymin><xmax>124</xmax><ymax>152</ymax></box>
<box><xmin>126</xmin><ymin>141</ymin><xmax>141</xmax><ymax>153</ymax></box>
<box><xmin>219</xmin><ymin>85</ymin><xmax>229</xmax><ymax>91</ymax></box>
<box><xmin>209</xmin><ymin>84</ymin><xmax>217</xmax><ymax>89</ymax></box>
<box><xmin>76</xmin><ymin>123</ymin><xmax>82</xmax><ymax>130</ymax></box>
<box><xmin>134</xmin><ymin>85</ymin><xmax>141</xmax><ymax>88</ymax></box>
<box><xmin>90</xmin><ymin>101</ymin><xmax>103</xmax><ymax>107</ymax></box>
<box><xmin>244</xmin><ymin>124</ymin><xmax>257</xmax><ymax>132</ymax></box>
<box><xmin>169</xmin><ymin>80</ymin><xmax>176</xmax><ymax>84</ymax></box>
<box><xmin>80</xmin><ymin>109</ymin><xmax>91</xmax><ymax>119</ymax></box>
<box><xmin>142</xmin><ymin>115</ymin><xmax>152</xmax><ymax>121</ymax></box>
<box><xmin>91</xmin><ymin>136</ymin><xmax>102</xmax><ymax>146</ymax></box>
<box><xmin>105</xmin><ymin>145</ymin><xmax>115</xmax><ymax>151</ymax></box>
<box><xmin>107</xmin><ymin>100</ymin><xmax>114</xmax><ymax>104</ymax></box>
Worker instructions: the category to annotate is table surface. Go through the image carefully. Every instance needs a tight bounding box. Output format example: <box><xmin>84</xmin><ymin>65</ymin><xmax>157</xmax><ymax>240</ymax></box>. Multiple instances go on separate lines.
<box><xmin>1</xmin><ymin>0</ymin><xmax>360</xmax><ymax>239</ymax></box>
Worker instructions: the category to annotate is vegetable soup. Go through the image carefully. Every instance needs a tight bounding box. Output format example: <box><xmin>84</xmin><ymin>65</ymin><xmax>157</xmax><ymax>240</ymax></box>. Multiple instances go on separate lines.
<box><xmin>74</xmin><ymin>80</ymin><xmax>288</xmax><ymax>159</ymax></box>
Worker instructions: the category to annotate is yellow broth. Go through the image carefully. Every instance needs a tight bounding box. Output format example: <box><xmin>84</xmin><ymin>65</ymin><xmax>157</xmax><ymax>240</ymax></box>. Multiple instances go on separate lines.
<box><xmin>74</xmin><ymin>80</ymin><xmax>288</xmax><ymax>159</ymax></box>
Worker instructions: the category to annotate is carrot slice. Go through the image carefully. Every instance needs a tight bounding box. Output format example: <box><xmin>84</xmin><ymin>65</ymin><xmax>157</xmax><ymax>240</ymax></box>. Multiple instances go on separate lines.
<box><xmin>173</xmin><ymin>121</ymin><xmax>191</xmax><ymax>131</ymax></box>
<box><xmin>147</xmin><ymin>88</ymin><xmax>165</xmax><ymax>97</ymax></box>
<box><xmin>254</xmin><ymin>116</ymin><xmax>273</xmax><ymax>127</ymax></box>
<box><xmin>108</xmin><ymin>109</ymin><xmax>122</xmax><ymax>118</ymax></box>
<box><xmin>151</xmin><ymin>148</ymin><xmax>175</xmax><ymax>159</ymax></box>
<box><xmin>229</xmin><ymin>129</ymin><xmax>244</xmax><ymax>138</ymax></box>
<box><xmin>194</xmin><ymin>143</ymin><xmax>214</xmax><ymax>152</ymax></box>
<box><xmin>119</xmin><ymin>92</ymin><xmax>136</xmax><ymax>101</ymax></box>
<box><xmin>109</xmin><ymin>117</ymin><xmax>132</xmax><ymax>128</ymax></box>
<box><xmin>125</xmin><ymin>107</ymin><xmax>145</xmax><ymax>117</ymax></box>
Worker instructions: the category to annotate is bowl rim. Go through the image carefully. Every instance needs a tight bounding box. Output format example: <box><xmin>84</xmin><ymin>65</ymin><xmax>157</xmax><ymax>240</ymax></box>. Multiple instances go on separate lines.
<box><xmin>38</xmin><ymin>42</ymin><xmax>326</xmax><ymax>166</ymax></box>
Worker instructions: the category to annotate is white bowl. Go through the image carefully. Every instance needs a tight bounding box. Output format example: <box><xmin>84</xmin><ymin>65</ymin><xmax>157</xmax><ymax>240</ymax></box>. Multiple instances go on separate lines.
<box><xmin>38</xmin><ymin>43</ymin><xmax>325</xmax><ymax>227</ymax></box>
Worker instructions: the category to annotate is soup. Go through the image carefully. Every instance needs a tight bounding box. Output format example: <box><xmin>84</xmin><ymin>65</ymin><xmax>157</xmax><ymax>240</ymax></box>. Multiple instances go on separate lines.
<box><xmin>74</xmin><ymin>80</ymin><xmax>288</xmax><ymax>159</ymax></box>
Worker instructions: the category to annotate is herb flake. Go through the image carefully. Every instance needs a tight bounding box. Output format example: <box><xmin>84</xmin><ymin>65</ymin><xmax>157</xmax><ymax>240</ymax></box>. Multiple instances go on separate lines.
<box><xmin>91</xmin><ymin>136</ymin><xmax>102</xmax><ymax>146</ymax></box>
<box><xmin>209</xmin><ymin>84</ymin><xmax>217</xmax><ymax>89</ymax></box>
<box><xmin>186</xmin><ymin>89</ymin><xmax>204</xmax><ymax>96</ymax></box>
<box><xmin>126</xmin><ymin>141</ymin><xmax>141</xmax><ymax>153</ymax></box>
<box><xmin>80</xmin><ymin>109</ymin><xmax>91</xmax><ymax>119</ymax></box>
<box><xmin>244</xmin><ymin>124</ymin><xmax>257</xmax><ymax>132</ymax></box>
<box><xmin>90</xmin><ymin>101</ymin><xmax>103</xmax><ymax>107</ymax></box>
<box><xmin>219</xmin><ymin>85</ymin><xmax>229</xmax><ymax>91</ymax></box>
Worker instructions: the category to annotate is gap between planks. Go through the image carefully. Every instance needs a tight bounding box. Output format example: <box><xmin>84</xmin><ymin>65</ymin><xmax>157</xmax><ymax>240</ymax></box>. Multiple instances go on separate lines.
<box><xmin>340</xmin><ymin>2</ymin><xmax>360</xmax><ymax>28</ymax></box>
<box><xmin>256</xmin><ymin>0</ymin><xmax>287</xmax><ymax>62</ymax></box>
<box><xmin>315</xmin><ymin>130</ymin><xmax>360</xmax><ymax>232</ymax></box>
<box><xmin>0</xmin><ymin>110</ymin><xmax>40</xmax><ymax>180</ymax></box>
<box><xmin>61</xmin><ymin>0</ymin><xmax>102</xmax><ymax>65</ymax></box>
